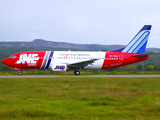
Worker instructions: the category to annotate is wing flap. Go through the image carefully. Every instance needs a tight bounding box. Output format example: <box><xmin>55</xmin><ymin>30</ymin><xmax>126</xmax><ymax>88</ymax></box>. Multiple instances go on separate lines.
<box><xmin>68</xmin><ymin>59</ymin><xmax>98</xmax><ymax>69</ymax></box>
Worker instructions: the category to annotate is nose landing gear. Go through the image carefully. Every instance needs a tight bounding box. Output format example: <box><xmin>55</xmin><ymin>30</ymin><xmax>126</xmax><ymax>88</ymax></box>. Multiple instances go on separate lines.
<box><xmin>18</xmin><ymin>71</ymin><xmax>22</xmax><ymax>75</ymax></box>
<box><xmin>12</xmin><ymin>68</ymin><xmax>22</xmax><ymax>75</ymax></box>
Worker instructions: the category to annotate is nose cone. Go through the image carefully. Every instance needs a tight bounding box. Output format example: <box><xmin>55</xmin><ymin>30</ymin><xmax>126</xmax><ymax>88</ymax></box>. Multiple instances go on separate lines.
<box><xmin>2</xmin><ymin>58</ymin><xmax>16</xmax><ymax>67</ymax></box>
<box><xmin>2</xmin><ymin>58</ymin><xmax>8</xmax><ymax>65</ymax></box>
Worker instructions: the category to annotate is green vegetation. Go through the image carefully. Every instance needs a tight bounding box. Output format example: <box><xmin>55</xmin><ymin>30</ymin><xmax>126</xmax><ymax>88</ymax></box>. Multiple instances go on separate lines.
<box><xmin>1</xmin><ymin>69</ymin><xmax>160</xmax><ymax>75</ymax></box>
<box><xmin>1</xmin><ymin>77</ymin><xmax>160</xmax><ymax>120</ymax></box>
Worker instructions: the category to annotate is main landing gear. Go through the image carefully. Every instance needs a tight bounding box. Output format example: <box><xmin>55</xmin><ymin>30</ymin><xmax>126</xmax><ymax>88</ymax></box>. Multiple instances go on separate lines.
<box><xmin>74</xmin><ymin>70</ymin><xmax>80</xmax><ymax>75</ymax></box>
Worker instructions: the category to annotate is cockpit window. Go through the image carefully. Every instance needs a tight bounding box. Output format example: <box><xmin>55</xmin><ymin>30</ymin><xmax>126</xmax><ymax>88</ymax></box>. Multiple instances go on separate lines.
<box><xmin>10</xmin><ymin>56</ymin><xmax>17</xmax><ymax>58</ymax></box>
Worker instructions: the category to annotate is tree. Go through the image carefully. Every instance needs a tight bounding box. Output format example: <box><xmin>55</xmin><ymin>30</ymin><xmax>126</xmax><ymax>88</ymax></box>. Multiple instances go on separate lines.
<box><xmin>146</xmin><ymin>65</ymin><xmax>155</xmax><ymax>71</ymax></box>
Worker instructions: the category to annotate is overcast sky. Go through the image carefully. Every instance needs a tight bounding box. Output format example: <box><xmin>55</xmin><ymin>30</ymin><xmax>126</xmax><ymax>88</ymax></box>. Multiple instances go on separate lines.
<box><xmin>0</xmin><ymin>0</ymin><xmax>160</xmax><ymax>48</ymax></box>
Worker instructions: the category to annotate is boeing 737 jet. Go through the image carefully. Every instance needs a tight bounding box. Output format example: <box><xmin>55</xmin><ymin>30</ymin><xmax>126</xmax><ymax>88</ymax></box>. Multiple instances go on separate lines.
<box><xmin>2</xmin><ymin>25</ymin><xmax>153</xmax><ymax>75</ymax></box>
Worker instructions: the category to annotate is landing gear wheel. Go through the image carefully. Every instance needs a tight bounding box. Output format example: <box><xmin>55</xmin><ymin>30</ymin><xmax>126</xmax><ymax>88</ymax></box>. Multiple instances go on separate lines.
<box><xmin>74</xmin><ymin>70</ymin><xmax>80</xmax><ymax>75</ymax></box>
<box><xmin>18</xmin><ymin>72</ymin><xmax>22</xmax><ymax>75</ymax></box>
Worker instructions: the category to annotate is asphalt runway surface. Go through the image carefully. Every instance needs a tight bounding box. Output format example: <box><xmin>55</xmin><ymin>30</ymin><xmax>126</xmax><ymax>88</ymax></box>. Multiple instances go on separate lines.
<box><xmin>0</xmin><ymin>75</ymin><xmax>160</xmax><ymax>78</ymax></box>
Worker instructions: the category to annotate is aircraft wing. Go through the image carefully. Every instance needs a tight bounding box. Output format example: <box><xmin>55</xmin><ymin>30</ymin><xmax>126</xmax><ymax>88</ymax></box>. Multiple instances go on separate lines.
<box><xmin>67</xmin><ymin>59</ymin><xmax>98</xmax><ymax>69</ymax></box>
<box><xmin>134</xmin><ymin>52</ymin><xmax>156</xmax><ymax>58</ymax></box>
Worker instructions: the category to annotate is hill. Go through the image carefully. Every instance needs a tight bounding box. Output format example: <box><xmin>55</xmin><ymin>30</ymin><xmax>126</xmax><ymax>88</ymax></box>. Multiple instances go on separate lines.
<box><xmin>1</xmin><ymin>39</ymin><xmax>160</xmax><ymax>52</ymax></box>
<box><xmin>0</xmin><ymin>39</ymin><xmax>127</xmax><ymax>51</ymax></box>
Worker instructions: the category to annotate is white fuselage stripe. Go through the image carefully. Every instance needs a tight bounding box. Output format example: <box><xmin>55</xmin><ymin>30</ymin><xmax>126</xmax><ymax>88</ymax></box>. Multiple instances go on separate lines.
<box><xmin>47</xmin><ymin>51</ymin><xmax>106</xmax><ymax>70</ymax></box>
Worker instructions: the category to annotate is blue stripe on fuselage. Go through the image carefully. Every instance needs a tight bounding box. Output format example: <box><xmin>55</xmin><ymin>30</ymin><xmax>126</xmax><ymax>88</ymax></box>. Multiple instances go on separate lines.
<box><xmin>45</xmin><ymin>51</ymin><xmax>54</xmax><ymax>69</ymax></box>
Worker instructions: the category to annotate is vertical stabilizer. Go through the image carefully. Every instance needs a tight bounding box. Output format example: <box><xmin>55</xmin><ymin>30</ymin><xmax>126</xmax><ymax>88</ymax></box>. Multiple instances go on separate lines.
<box><xmin>112</xmin><ymin>25</ymin><xmax>152</xmax><ymax>53</ymax></box>
<box><xmin>122</xmin><ymin>25</ymin><xmax>152</xmax><ymax>53</ymax></box>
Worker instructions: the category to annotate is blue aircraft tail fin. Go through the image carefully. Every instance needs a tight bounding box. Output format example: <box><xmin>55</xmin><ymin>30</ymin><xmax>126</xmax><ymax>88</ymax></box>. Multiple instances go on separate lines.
<box><xmin>112</xmin><ymin>25</ymin><xmax>152</xmax><ymax>53</ymax></box>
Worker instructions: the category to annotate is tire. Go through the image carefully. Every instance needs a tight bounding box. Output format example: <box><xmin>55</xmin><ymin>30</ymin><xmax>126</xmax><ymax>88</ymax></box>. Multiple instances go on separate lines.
<box><xmin>74</xmin><ymin>70</ymin><xmax>80</xmax><ymax>75</ymax></box>
<box><xmin>18</xmin><ymin>72</ymin><xmax>22</xmax><ymax>75</ymax></box>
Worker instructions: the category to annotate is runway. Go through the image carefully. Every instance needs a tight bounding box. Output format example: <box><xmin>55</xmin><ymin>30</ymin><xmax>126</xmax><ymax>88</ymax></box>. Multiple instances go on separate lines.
<box><xmin>0</xmin><ymin>75</ymin><xmax>160</xmax><ymax>78</ymax></box>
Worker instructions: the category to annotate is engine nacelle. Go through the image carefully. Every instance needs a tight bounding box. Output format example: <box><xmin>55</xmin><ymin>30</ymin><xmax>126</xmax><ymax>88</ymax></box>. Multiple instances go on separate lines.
<box><xmin>51</xmin><ymin>64</ymin><xmax>67</xmax><ymax>72</ymax></box>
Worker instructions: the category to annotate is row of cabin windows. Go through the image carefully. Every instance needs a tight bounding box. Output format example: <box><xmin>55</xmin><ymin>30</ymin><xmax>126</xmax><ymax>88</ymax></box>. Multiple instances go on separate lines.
<box><xmin>56</xmin><ymin>57</ymin><xmax>105</xmax><ymax>59</ymax></box>
<box><xmin>12</xmin><ymin>57</ymin><xmax>119</xmax><ymax>60</ymax></box>
<box><xmin>107</xmin><ymin>58</ymin><xmax>119</xmax><ymax>60</ymax></box>
<box><xmin>55</xmin><ymin>57</ymin><xmax>119</xmax><ymax>60</ymax></box>
<box><xmin>27</xmin><ymin>57</ymin><xmax>105</xmax><ymax>59</ymax></box>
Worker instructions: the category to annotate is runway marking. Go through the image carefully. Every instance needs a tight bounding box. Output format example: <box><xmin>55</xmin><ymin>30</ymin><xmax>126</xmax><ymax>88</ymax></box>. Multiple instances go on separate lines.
<box><xmin>0</xmin><ymin>75</ymin><xmax>160</xmax><ymax>78</ymax></box>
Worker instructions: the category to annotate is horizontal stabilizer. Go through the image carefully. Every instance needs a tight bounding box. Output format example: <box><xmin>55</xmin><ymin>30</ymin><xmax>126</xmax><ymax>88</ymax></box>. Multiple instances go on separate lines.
<box><xmin>133</xmin><ymin>52</ymin><xmax>156</xmax><ymax>58</ymax></box>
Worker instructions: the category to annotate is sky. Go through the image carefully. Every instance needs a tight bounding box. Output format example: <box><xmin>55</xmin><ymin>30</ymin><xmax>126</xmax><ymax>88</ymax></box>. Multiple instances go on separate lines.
<box><xmin>0</xmin><ymin>0</ymin><xmax>160</xmax><ymax>48</ymax></box>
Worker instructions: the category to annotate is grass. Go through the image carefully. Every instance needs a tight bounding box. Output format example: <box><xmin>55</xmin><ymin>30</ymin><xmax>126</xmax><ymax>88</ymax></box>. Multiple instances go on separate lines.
<box><xmin>0</xmin><ymin>77</ymin><xmax>160</xmax><ymax>119</ymax></box>
<box><xmin>1</xmin><ymin>70</ymin><xmax>160</xmax><ymax>75</ymax></box>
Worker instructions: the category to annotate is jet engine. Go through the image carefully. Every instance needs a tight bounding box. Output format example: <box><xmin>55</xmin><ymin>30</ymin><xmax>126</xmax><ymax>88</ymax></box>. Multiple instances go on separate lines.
<box><xmin>51</xmin><ymin>64</ymin><xmax>67</xmax><ymax>72</ymax></box>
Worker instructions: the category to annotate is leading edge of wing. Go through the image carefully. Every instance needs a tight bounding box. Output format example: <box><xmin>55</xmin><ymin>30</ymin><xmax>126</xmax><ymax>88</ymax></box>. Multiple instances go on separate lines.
<box><xmin>67</xmin><ymin>59</ymin><xmax>98</xmax><ymax>69</ymax></box>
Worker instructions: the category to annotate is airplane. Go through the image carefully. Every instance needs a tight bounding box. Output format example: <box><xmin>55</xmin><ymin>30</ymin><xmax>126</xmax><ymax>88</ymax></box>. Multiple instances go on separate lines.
<box><xmin>2</xmin><ymin>25</ymin><xmax>154</xmax><ymax>75</ymax></box>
